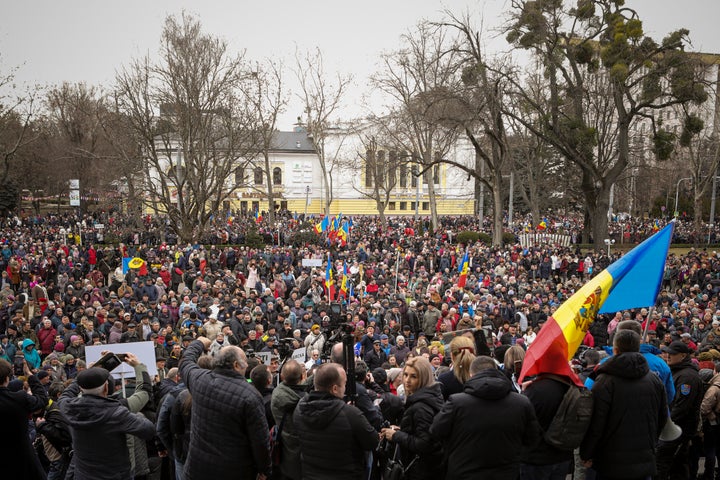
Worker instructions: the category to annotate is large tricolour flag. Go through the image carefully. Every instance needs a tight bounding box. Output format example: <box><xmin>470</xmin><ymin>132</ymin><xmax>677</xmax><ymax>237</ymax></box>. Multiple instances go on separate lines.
<box><xmin>519</xmin><ymin>221</ymin><xmax>674</xmax><ymax>386</ymax></box>
<box><xmin>457</xmin><ymin>250</ymin><xmax>470</xmax><ymax>288</ymax></box>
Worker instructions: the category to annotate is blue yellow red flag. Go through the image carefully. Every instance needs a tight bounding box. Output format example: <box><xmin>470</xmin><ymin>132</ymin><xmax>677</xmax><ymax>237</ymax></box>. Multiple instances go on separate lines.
<box><xmin>519</xmin><ymin>221</ymin><xmax>674</xmax><ymax>385</ymax></box>
<box><xmin>457</xmin><ymin>250</ymin><xmax>469</xmax><ymax>288</ymax></box>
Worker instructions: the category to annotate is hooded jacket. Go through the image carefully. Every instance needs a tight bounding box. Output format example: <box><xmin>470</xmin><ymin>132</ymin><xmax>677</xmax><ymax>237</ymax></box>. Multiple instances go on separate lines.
<box><xmin>294</xmin><ymin>391</ymin><xmax>377</xmax><ymax>480</ymax></box>
<box><xmin>270</xmin><ymin>381</ymin><xmax>307</xmax><ymax>480</ymax></box>
<box><xmin>580</xmin><ymin>352</ymin><xmax>667</xmax><ymax>479</ymax></box>
<box><xmin>431</xmin><ymin>368</ymin><xmax>541</xmax><ymax>479</ymax></box>
<box><xmin>391</xmin><ymin>383</ymin><xmax>445</xmax><ymax>480</ymax></box>
<box><xmin>22</xmin><ymin>338</ymin><xmax>42</xmax><ymax>370</ymax></box>
<box><xmin>701</xmin><ymin>372</ymin><xmax>720</xmax><ymax>423</ymax></box>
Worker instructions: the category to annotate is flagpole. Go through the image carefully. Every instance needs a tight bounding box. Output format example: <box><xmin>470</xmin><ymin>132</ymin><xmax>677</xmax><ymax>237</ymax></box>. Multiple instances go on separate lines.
<box><xmin>641</xmin><ymin>306</ymin><xmax>656</xmax><ymax>342</ymax></box>
<box><xmin>394</xmin><ymin>249</ymin><xmax>400</xmax><ymax>294</ymax></box>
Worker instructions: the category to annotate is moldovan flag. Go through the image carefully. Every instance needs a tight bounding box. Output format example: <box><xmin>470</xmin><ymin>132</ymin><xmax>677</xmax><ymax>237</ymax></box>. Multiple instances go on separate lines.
<box><xmin>519</xmin><ymin>221</ymin><xmax>674</xmax><ymax>386</ymax></box>
<box><xmin>457</xmin><ymin>251</ymin><xmax>470</xmax><ymax>288</ymax></box>
<box><xmin>325</xmin><ymin>257</ymin><xmax>335</xmax><ymax>300</ymax></box>
<box><xmin>537</xmin><ymin>218</ymin><xmax>547</xmax><ymax>231</ymax></box>
<box><xmin>338</xmin><ymin>262</ymin><xmax>349</xmax><ymax>298</ymax></box>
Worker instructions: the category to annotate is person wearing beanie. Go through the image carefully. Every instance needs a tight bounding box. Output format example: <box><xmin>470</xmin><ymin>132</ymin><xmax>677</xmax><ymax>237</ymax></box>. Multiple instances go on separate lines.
<box><xmin>58</xmin><ymin>355</ymin><xmax>155</xmax><ymax>480</ymax></box>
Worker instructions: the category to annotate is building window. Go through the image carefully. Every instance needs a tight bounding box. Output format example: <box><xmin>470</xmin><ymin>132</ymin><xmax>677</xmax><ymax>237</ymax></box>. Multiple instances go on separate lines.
<box><xmin>234</xmin><ymin>166</ymin><xmax>245</xmax><ymax>186</ymax></box>
<box><xmin>388</xmin><ymin>202</ymin><xmax>396</xmax><ymax>211</ymax></box>
<box><xmin>388</xmin><ymin>151</ymin><xmax>397</xmax><ymax>186</ymax></box>
<box><xmin>251</xmin><ymin>201</ymin><xmax>259</xmax><ymax>212</ymax></box>
<box><xmin>254</xmin><ymin>167</ymin><xmax>264</xmax><ymax>185</ymax></box>
<box><xmin>422</xmin><ymin>201</ymin><xmax>429</xmax><ymax>211</ymax></box>
<box><xmin>272</xmin><ymin>167</ymin><xmax>282</xmax><ymax>185</ymax></box>
<box><xmin>399</xmin><ymin>163</ymin><xmax>407</xmax><ymax>188</ymax></box>
<box><xmin>377</xmin><ymin>150</ymin><xmax>385</xmax><ymax>185</ymax></box>
<box><xmin>365</xmin><ymin>150</ymin><xmax>374</xmax><ymax>188</ymax></box>
<box><xmin>411</xmin><ymin>165</ymin><xmax>418</xmax><ymax>188</ymax></box>
<box><xmin>399</xmin><ymin>201</ymin><xmax>407</xmax><ymax>210</ymax></box>
<box><xmin>410</xmin><ymin>202</ymin><xmax>416</xmax><ymax>211</ymax></box>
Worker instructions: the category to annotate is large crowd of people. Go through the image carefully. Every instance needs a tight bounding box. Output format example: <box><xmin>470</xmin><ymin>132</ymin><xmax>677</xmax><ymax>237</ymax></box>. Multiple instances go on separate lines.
<box><xmin>1</xmin><ymin>210</ymin><xmax>719</xmax><ymax>480</ymax></box>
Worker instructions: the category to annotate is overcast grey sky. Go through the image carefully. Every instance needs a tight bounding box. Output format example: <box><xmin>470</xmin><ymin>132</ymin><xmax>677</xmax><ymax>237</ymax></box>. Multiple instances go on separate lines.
<box><xmin>3</xmin><ymin>0</ymin><xmax>719</xmax><ymax>129</ymax></box>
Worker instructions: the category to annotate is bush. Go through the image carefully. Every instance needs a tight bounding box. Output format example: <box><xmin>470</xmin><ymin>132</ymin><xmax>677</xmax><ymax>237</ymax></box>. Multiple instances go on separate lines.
<box><xmin>502</xmin><ymin>232</ymin><xmax>518</xmax><ymax>245</ymax></box>
<box><xmin>456</xmin><ymin>231</ymin><xmax>480</xmax><ymax>244</ymax></box>
<box><xmin>290</xmin><ymin>231</ymin><xmax>321</xmax><ymax>248</ymax></box>
<box><xmin>476</xmin><ymin>232</ymin><xmax>492</xmax><ymax>244</ymax></box>
<box><xmin>243</xmin><ymin>231</ymin><xmax>265</xmax><ymax>249</ymax></box>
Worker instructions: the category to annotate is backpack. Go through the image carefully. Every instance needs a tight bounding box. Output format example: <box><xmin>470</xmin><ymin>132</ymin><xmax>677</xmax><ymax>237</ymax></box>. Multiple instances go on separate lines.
<box><xmin>543</xmin><ymin>376</ymin><xmax>594</xmax><ymax>450</ymax></box>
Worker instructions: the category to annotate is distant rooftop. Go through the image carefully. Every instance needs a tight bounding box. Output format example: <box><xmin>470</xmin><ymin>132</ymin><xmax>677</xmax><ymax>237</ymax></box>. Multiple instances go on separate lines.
<box><xmin>271</xmin><ymin>130</ymin><xmax>315</xmax><ymax>153</ymax></box>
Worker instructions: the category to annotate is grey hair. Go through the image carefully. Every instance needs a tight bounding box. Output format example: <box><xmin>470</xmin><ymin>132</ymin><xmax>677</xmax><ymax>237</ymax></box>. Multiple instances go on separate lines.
<box><xmin>213</xmin><ymin>346</ymin><xmax>247</xmax><ymax>373</ymax></box>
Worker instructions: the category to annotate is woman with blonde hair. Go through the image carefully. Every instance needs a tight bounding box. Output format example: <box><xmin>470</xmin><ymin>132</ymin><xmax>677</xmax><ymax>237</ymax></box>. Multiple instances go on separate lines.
<box><xmin>380</xmin><ymin>356</ymin><xmax>444</xmax><ymax>480</ymax></box>
<box><xmin>437</xmin><ymin>335</ymin><xmax>476</xmax><ymax>400</ymax></box>
<box><xmin>503</xmin><ymin>345</ymin><xmax>525</xmax><ymax>392</ymax></box>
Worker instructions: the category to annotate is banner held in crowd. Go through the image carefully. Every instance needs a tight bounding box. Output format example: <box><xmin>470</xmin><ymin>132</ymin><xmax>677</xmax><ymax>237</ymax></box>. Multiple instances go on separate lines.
<box><xmin>519</xmin><ymin>221</ymin><xmax>675</xmax><ymax>386</ymax></box>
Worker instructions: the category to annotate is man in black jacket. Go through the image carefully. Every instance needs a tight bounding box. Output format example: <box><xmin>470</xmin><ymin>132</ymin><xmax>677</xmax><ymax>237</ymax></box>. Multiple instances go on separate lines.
<box><xmin>179</xmin><ymin>337</ymin><xmax>271</xmax><ymax>480</ymax></box>
<box><xmin>580</xmin><ymin>329</ymin><xmax>668</xmax><ymax>479</ymax></box>
<box><xmin>0</xmin><ymin>359</ymin><xmax>48</xmax><ymax>480</ymax></box>
<box><xmin>294</xmin><ymin>363</ymin><xmax>378</xmax><ymax>480</ymax></box>
<box><xmin>59</xmin><ymin>361</ymin><xmax>156</xmax><ymax>480</ymax></box>
<box><xmin>656</xmin><ymin>340</ymin><xmax>703</xmax><ymax>480</ymax></box>
<box><xmin>430</xmin><ymin>356</ymin><xmax>541</xmax><ymax>478</ymax></box>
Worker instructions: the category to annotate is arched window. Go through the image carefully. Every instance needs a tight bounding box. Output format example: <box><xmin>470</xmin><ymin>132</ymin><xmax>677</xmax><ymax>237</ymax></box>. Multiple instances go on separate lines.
<box><xmin>254</xmin><ymin>167</ymin><xmax>264</xmax><ymax>185</ymax></box>
<box><xmin>234</xmin><ymin>166</ymin><xmax>245</xmax><ymax>186</ymax></box>
<box><xmin>273</xmin><ymin>167</ymin><xmax>282</xmax><ymax>185</ymax></box>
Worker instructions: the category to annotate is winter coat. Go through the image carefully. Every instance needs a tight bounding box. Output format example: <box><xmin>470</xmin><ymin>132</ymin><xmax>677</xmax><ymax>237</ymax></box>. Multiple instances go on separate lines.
<box><xmin>391</xmin><ymin>383</ymin><xmax>445</xmax><ymax>480</ymax></box>
<box><xmin>294</xmin><ymin>390</ymin><xmax>378</xmax><ymax>480</ymax></box>
<box><xmin>580</xmin><ymin>352</ymin><xmax>668</xmax><ymax>479</ymax></box>
<box><xmin>431</xmin><ymin>368</ymin><xmax>541</xmax><ymax>479</ymax></box>
<box><xmin>37</xmin><ymin>326</ymin><xmax>57</xmax><ymax>355</ymax></box>
<box><xmin>703</xmin><ymin>373</ymin><xmax>720</xmax><ymax>425</ymax></box>
<box><xmin>669</xmin><ymin>357</ymin><xmax>704</xmax><ymax>439</ymax></box>
<box><xmin>179</xmin><ymin>340</ymin><xmax>271</xmax><ymax>479</ymax></box>
<box><xmin>270</xmin><ymin>381</ymin><xmax>307</xmax><ymax>480</ymax></box>
<box><xmin>59</xmin><ymin>391</ymin><xmax>155</xmax><ymax>480</ymax></box>
<box><xmin>0</xmin><ymin>374</ymin><xmax>48</xmax><ymax>480</ymax></box>
<box><xmin>521</xmin><ymin>376</ymin><xmax>574</xmax><ymax>465</ymax></box>
<box><xmin>22</xmin><ymin>338</ymin><xmax>42</xmax><ymax>370</ymax></box>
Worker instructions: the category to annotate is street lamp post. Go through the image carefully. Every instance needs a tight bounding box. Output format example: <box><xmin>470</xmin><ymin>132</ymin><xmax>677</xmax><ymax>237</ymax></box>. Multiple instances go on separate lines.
<box><xmin>604</xmin><ymin>238</ymin><xmax>615</xmax><ymax>256</ymax></box>
<box><xmin>674</xmin><ymin>177</ymin><xmax>692</xmax><ymax>218</ymax></box>
<box><xmin>304</xmin><ymin>185</ymin><xmax>311</xmax><ymax>218</ymax></box>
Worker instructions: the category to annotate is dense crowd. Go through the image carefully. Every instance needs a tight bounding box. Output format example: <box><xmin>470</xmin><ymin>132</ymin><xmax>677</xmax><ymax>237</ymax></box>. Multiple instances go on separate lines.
<box><xmin>1</xmin><ymin>211</ymin><xmax>720</xmax><ymax>480</ymax></box>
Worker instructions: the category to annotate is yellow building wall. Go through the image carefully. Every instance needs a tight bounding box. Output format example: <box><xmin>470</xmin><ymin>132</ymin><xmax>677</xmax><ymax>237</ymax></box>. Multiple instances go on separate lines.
<box><xmin>284</xmin><ymin>198</ymin><xmax>475</xmax><ymax>216</ymax></box>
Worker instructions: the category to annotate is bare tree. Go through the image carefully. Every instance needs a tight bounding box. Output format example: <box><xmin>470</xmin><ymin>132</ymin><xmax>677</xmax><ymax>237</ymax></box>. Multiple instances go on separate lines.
<box><xmin>45</xmin><ymin>83</ymin><xmax>121</xmax><ymax>200</ymax></box>
<box><xmin>242</xmin><ymin>60</ymin><xmax>289</xmax><ymax>224</ymax></box>
<box><xmin>114</xmin><ymin>13</ymin><xmax>260</xmax><ymax>243</ymax></box>
<box><xmin>295</xmin><ymin>48</ymin><xmax>352</xmax><ymax>217</ymax></box>
<box><xmin>0</xmin><ymin>60</ymin><xmax>40</xmax><ymax>213</ymax></box>
<box><xmin>372</xmin><ymin>21</ymin><xmax>462</xmax><ymax>233</ymax></box>
<box><xmin>505</xmin><ymin>0</ymin><xmax>709</xmax><ymax>244</ymax></box>
<box><xmin>346</xmin><ymin>126</ymin><xmax>404</xmax><ymax>224</ymax></box>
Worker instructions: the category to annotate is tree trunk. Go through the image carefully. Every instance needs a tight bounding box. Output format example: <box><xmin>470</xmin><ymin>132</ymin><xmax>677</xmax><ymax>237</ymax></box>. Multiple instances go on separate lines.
<box><xmin>264</xmin><ymin>152</ymin><xmax>275</xmax><ymax>224</ymax></box>
<box><xmin>491</xmin><ymin>184</ymin><xmax>504</xmax><ymax>246</ymax></box>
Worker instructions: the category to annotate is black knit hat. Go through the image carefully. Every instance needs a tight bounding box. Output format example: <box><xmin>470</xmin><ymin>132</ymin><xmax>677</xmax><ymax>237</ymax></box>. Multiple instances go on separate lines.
<box><xmin>76</xmin><ymin>367</ymin><xmax>110</xmax><ymax>389</ymax></box>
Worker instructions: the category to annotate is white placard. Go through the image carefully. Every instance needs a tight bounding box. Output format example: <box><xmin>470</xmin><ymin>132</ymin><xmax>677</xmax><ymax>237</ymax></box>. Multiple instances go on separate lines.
<box><xmin>69</xmin><ymin>190</ymin><xmax>80</xmax><ymax>207</ymax></box>
<box><xmin>256</xmin><ymin>351</ymin><xmax>271</xmax><ymax>366</ymax></box>
<box><xmin>94</xmin><ymin>224</ymin><xmax>105</xmax><ymax>229</ymax></box>
<box><xmin>85</xmin><ymin>341</ymin><xmax>158</xmax><ymax>379</ymax></box>
<box><xmin>69</xmin><ymin>179</ymin><xmax>80</xmax><ymax>189</ymax></box>
<box><xmin>302</xmin><ymin>258</ymin><xmax>323</xmax><ymax>267</ymax></box>
<box><xmin>292</xmin><ymin>347</ymin><xmax>306</xmax><ymax>363</ymax></box>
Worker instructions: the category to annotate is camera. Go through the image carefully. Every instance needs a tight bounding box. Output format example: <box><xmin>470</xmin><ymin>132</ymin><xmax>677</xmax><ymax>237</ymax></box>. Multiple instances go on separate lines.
<box><xmin>95</xmin><ymin>352</ymin><xmax>126</xmax><ymax>371</ymax></box>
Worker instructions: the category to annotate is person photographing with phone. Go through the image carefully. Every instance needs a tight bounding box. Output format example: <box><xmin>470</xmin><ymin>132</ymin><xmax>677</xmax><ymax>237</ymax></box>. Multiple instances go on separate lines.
<box><xmin>58</xmin><ymin>352</ymin><xmax>155</xmax><ymax>480</ymax></box>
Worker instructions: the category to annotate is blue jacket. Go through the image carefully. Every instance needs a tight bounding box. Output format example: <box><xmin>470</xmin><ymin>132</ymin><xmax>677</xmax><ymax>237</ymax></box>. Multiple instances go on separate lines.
<box><xmin>585</xmin><ymin>343</ymin><xmax>675</xmax><ymax>402</ymax></box>
<box><xmin>22</xmin><ymin>338</ymin><xmax>42</xmax><ymax>370</ymax></box>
